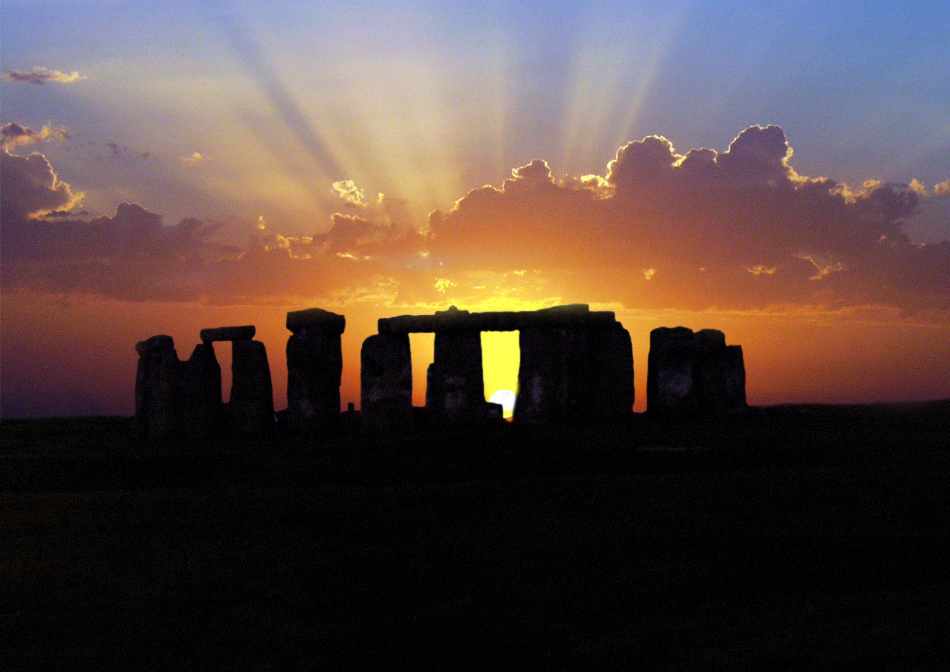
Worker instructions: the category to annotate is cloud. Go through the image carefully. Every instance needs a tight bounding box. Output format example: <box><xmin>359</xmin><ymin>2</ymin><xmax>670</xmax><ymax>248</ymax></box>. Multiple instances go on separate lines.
<box><xmin>429</xmin><ymin>125</ymin><xmax>950</xmax><ymax>313</ymax></box>
<box><xmin>180</xmin><ymin>151</ymin><xmax>210</xmax><ymax>166</ymax></box>
<box><xmin>332</xmin><ymin>180</ymin><xmax>368</xmax><ymax>208</ymax></box>
<box><xmin>2</xmin><ymin>67</ymin><xmax>86</xmax><ymax>85</ymax></box>
<box><xmin>1</xmin><ymin>142</ymin><xmax>435</xmax><ymax>305</ymax></box>
<box><xmin>1</xmin><ymin>147</ymin><xmax>83</xmax><ymax>220</ymax></box>
<box><xmin>935</xmin><ymin>180</ymin><xmax>950</xmax><ymax>198</ymax></box>
<box><xmin>315</xmin><ymin>191</ymin><xmax>424</xmax><ymax>257</ymax></box>
<box><xmin>106</xmin><ymin>142</ymin><xmax>151</xmax><ymax>160</ymax></box>
<box><xmin>1</xmin><ymin>197</ymin><xmax>240</xmax><ymax>302</ymax></box>
<box><xmin>3</xmin><ymin>125</ymin><xmax>947</xmax><ymax>316</ymax></box>
<box><xmin>1</xmin><ymin>122</ymin><xmax>68</xmax><ymax>150</ymax></box>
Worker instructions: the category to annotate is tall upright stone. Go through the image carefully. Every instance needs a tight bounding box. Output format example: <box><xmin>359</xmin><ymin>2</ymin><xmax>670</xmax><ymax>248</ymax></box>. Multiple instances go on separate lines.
<box><xmin>361</xmin><ymin>333</ymin><xmax>412</xmax><ymax>434</ymax></box>
<box><xmin>515</xmin><ymin>328</ymin><xmax>590</xmax><ymax>424</ymax></box>
<box><xmin>426</xmin><ymin>330</ymin><xmax>487</xmax><ymax>425</ymax></box>
<box><xmin>134</xmin><ymin>335</ymin><xmax>184</xmax><ymax>439</ymax></box>
<box><xmin>286</xmin><ymin>308</ymin><xmax>346</xmax><ymax>433</ymax></box>
<box><xmin>648</xmin><ymin>326</ymin><xmax>746</xmax><ymax>416</ymax></box>
<box><xmin>722</xmin><ymin>345</ymin><xmax>747</xmax><ymax>411</ymax></box>
<box><xmin>694</xmin><ymin>329</ymin><xmax>730</xmax><ymax>416</ymax></box>
<box><xmin>588</xmin><ymin>323</ymin><xmax>635</xmax><ymax>419</ymax></box>
<box><xmin>228</xmin><ymin>339</ymin><xmax>275</xmax><ymax>434</ymax></box>
<box><xmin>647</xmin><ymin>327</ymin><xmax>699</xmax><ymax>415</ymax></box>
<box><xmin>182</xmin><ymin>342</ymin><xmax>224</xmax><ymax>438</ymax></box>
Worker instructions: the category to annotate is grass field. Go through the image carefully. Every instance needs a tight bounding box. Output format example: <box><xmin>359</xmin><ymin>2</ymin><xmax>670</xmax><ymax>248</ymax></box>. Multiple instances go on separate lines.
<box><xmin>2</xmin><ymin>403</ymin><xmax>949</xmax><ymax>670</ymax></box>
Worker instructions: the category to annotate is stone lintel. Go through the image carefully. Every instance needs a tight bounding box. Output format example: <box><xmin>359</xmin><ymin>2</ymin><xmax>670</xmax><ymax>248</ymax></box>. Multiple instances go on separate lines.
<box><xmin>200</xmin><ymin>325</ymin><xmax>256</xmax><ymax>343</ymax></box>
<box><xmin>378</xmin><ymin>304</ymin><xmax>617</xmax><ymax>334</ymax></box>
<box><xmin>286</xmin><ymin>307</ymin><xmax>346</xmax><ymax>334</ymax></box>
<box><xmin>135</xmin><ymin>334</ymin><xmax>175</xmax><ymax>355</ymax></box>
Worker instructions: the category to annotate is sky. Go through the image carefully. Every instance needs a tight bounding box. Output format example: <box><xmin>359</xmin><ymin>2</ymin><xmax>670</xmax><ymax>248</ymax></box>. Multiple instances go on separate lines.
<box><xmin>2</xmin><ymin>0</ymin><xmax>949</xmax><ymax>419</ymax></box>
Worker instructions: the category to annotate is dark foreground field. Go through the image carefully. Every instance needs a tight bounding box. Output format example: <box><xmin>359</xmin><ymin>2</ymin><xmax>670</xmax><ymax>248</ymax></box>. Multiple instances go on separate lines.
<box><xmin>2</xmin><ymin>403</ymin><xmax>949</xmax><ymax>670</ymax></box>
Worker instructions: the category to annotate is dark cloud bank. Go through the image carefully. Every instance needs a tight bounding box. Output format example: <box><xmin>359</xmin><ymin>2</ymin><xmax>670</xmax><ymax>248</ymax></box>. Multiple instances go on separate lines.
<box><xmin>2</xmin><ymin>124</ymin><xmax>948</xmax><ymax>315</ymax></box>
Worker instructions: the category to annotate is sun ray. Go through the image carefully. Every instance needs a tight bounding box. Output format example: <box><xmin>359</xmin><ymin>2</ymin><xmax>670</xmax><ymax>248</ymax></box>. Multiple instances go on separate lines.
<box><xmin>558</xmin><ymin>5</ymin><xmax>688</xmax><ymax>175</ymax></box>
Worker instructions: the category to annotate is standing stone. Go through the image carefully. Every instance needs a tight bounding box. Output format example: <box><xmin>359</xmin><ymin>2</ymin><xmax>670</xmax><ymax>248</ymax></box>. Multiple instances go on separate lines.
<box><xmin>647</xmin><ymin>327</ymin><xmax>698</xmax><ymax>415</ymax></box>
<box><xmin>361</xmin><ymin>333</ymin><xmax>412</xmax><ymax>433</ymax></box>
<box><xmin>515</xmin><ymin>328</ymin><xmax>590</xmax><ymax>424</ymax></box>
<box><xmin>588</xmin><ymin>323</ymin><xmax>635</xmax><ymax>419</ymax></box>
<box><xmin>722</xmin><ymin>345</ymin><xmax>747</xmax><ymax>411</ymax></box>
<box><xmin>228</xmin><ymin>339</ymin><xmax>275</xmax><ymax>434</ymax></box>
<box><xmin>134</xmin><ymin>335</ymin><xmax>184</xmax><ymax>439</ymax></box>
<box><xmin>182</xmin><ymin>342</ymin><xmax>224</xmax><ymax>438</ymax></box>
<box><xmin>692</xmin><ymin>331</ymin><xmax>746</xmax><ymax>414</ymax></box>
<box><xmin>694</xmin><ymin>329</ymin><xmax>729</xmax><ymax>415</ymax></box>
<box><xmin>426</xmin><ymin>330</ymin><xmax>487</xmax><ymax>425</ymax></box>
<box><xmin>285</xmin><ymin>308</ymin><xmax>346</xmax><ymax>433</ymax></box>
<box><xmin>648</xmin><ymin>327</ymin><xmax>747</xmax><ymax>416</ymax></box>
<box><xmin>425</xmin><ymin>363</ymin><xmax>442</xmax><ymax>418</ymax></box>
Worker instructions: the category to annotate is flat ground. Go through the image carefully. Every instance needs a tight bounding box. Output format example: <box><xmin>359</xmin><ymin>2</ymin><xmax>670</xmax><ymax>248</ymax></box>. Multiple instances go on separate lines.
<box><xmin>2</xmin><ymin>403</ymin><xmax>949</xmax><ymax>670</ymax></box>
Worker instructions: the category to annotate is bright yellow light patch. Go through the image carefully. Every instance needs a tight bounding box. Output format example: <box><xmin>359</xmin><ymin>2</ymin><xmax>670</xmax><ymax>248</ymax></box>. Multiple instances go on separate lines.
<box><xmin>435</xmin><ymin>278</ymin><xmax>457</xmax><ymax>293</ymax></box>
<box><xmin>481</xmin><ymin>331</ymin><xmax>520</xmax><ymax>411</ymax></box>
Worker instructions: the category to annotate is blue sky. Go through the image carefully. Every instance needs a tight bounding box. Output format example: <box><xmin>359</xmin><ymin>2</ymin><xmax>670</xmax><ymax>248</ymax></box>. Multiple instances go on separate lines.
<box><xmin>3</xmin><ymin>0</ymin><xmax>948</xmax><ymax>233</ymax></box>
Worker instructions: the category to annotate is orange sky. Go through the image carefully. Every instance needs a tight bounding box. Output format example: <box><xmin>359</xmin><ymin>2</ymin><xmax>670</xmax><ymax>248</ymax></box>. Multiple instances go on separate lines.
<box><xmin>4</xmin><ymin>127</ymin><xmax>950</xmax><ymax>420</ymax></box>
<box><xmin>3</xmin><ymin>126</ymin><xmax>950</xmax><ymax>417</ymax></box>
<box><xmin>2</xmin><ymin>281</ymin><xmax>949</xmax><ymax>419</ymax></box>
<box><xmin>3</xmin><ymin>122</ymin><xmax>950</xmax><ymax>418</ymax></box>
<box><xmin>4</xmin><ymin>2</ymin><xmax>950</xmax><ymax>419</ymax></box>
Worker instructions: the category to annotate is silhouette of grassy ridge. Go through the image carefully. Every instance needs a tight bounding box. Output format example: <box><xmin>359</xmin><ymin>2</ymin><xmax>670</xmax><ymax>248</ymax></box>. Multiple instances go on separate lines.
<box><xmin>1</xmin><ymin>403</ymin><xmax>948</xmax><ymax>669</ymax></box>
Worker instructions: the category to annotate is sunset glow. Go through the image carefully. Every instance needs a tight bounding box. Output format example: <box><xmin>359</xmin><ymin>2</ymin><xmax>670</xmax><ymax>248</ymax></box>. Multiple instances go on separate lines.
<box><xmin>482</xmin><ymin>332</ymin><xmax>521</xmax><ymax>414</ymax></box>
<box><xmin>2</xmin><ymin>1</ymin><xmax>949</xmax><ymax>419</ymax></box>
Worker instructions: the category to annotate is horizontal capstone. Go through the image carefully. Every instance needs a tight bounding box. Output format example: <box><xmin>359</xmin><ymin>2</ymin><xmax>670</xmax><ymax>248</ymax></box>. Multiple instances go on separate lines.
<box><xmin>200</xmin><ymin>325</ymin><xmax>256</xmax><ymax>343</ymax></box>
<box><xmin>378</xmin><ymin>304</ymin><xmax>617</xmax><ymax>333</ymax></box>
<box><xmin>286</xmin><ymin>307</ymin><xmax>346</xmax><ymax>334</ymax></box>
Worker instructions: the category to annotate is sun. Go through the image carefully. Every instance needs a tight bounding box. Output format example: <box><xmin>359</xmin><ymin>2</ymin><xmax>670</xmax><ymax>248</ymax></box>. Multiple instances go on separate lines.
<box><xmin>489</xmin><ymin>388</ymin><xmax>517</xmax><ymax>420</ymax></box>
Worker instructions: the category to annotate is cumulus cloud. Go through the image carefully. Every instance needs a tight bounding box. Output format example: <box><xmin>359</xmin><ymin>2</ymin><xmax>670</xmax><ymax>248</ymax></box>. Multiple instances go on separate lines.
<box><xmin>1</xmin><ymin>148</ymin><xmax>83</xmax><ymax>220</ymax></box>
<box><xmin>430</xmin><ymin>125</ymin><xmax>950</xmax><ymax>313</ymax></box>
<box><xmin>180</xmin><ymin>151</ymin><xmax>209</xmax><ymax>166</ymax></box>
<box><xmin>315</xmin><ymin>191</ymin><xmax>424</xmax><ymax>257</ymax></box>
<box><xmin>332</xmin><ymin>180</ymin><xmax>368</xmax><ymax>208</ymax></box>
<box><xmin>1</xmin><ymin>141</ymin><xmax>436</xmax><ymax>305</ymax></box>
<box><xmin>1</xmin><ymin>197</ymin><xmax>243</xmax><ymax>302</ymax></box>
<box><xmin>935</xmin><ymin>180</ymin><xmax>950</xmax><ymax>198</ymax></box>
<box><xmin>1</xmin><ymin>122</ymin><xmax>68</xmax><ymax>150</ymax></box>
<box><xmin>2</xmin><ymin>67</ymin><xmax>86</xmax><ymax>85</ymax></box>
<box><xmin>3</xmin><ymin>125</ymin><xmax>947</xmax><ymax>315</ymax></box>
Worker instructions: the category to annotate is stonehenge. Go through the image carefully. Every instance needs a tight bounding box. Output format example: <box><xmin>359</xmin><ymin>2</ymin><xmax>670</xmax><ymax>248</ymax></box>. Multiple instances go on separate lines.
<box><xmin>201</xmin><ymin>325</ymin><xmax>256</xmax><ymax>343</ymax></box>
<box><xmin>182</xmin><ymin>342</ymin><xmax>224</xmax><ymax>438</ymax></box>
<box><xmin>426</xmin><ymin>328</ymin><xmax>487</xmax><ymax>426</ymax></box>
<box><xmin>228</xmin><ymin>338</ymin><xmax>275</xmax><ymax>435</ymax></box>
<box><xmin>286</xmin><ymin>308</ymin><xmax>346</xmax><ymax>433</ymax></box>
<box><xmin>133</xmin><ymin>326</ymin><xmax>274</xmax><ymax>439</ymax></box>
<box><xmin>360</xmin><ymin>333</ymin><xmax>413</xmax><ymax>434</ymax></box>
<box><xmin>364</xmin><ymin>304</ymin><xmax>635</xmax><ymax>431</ymax></box>
<box><xmin>134</xmin><ymin>304</ymin><xmax>748</xmax><ymax>440</ymax></box>
<box><xmin>646</xmin><ymin>327</ymin><xmax>746</xmax><ymax>416</ymax></box>
<box><xmin>134</xmin><ymin>335</ymin><xmax>183</xmax><ymax>440</ymax></box>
